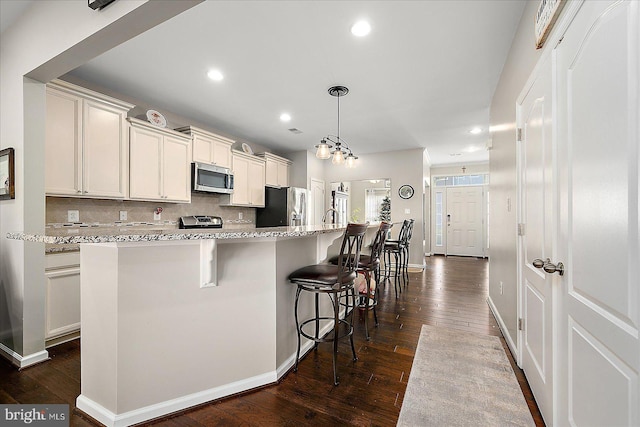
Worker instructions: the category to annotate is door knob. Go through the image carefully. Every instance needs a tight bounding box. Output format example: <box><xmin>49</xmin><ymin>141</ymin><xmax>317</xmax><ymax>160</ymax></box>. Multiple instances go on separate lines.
<box><xmin>532</xmin><ymin>258</ymin><xmax>546</xmax><ymax>268</ymax></box>
<box><xmin>532</xmin><ymin>258</ymin><xmax>564</xmax><ymax>276</ymax></box>
<box><xmin>543</xmin><ymin>261</ymin><xmax>564</xmax><ymax>276</ymax></box>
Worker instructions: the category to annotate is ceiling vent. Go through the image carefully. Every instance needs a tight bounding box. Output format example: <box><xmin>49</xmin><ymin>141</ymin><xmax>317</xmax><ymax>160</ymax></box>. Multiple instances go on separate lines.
<box><xmin>288</xmin><ymin>128</ymin><xmax>303</xmax><ymax>134</ymax></box>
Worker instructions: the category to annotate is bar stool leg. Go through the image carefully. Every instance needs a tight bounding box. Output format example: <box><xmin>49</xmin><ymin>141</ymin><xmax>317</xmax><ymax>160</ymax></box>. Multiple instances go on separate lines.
<box><xmin>332</xmin><ymin>290</ymin><xmax>340</xmax><ymax>386</ymax></box>
<box><xmin>363</xmin><ymin>270</ymin><xmax>371</xmax><ymax>341</ymax></box>
<box><xmin>314</xmin><ymin>292</ymin><xmax>320</xmax><ymax>349</ymax></box>
<box><xmin>373</xmin><ymin>265</ymin><xmax>380</xmax><ymax>327</ymax></box>
<box><xmin>294</xmin><ymin>287</ymin><xmax>302</xmax><ymax>372</ymax></box>
<box><xmin>348</xmin><ymin>285</ymin><xmax>358</xmax><ymax>362</ymax></box>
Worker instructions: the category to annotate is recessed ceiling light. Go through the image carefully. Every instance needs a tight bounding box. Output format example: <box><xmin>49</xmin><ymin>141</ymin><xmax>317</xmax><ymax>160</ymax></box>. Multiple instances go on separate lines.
<box><xmin>207</xmin><ymin>69</ymin><xmax>224</xmax><ymax>81</ymax></box>
<box><xmin>280</xmin><ymin>113</ymin><xmax>291</xmax><ymax>122</ymax></box>
<box><xmin>351</xmin><ymin>20</ymin><xmax>371</xmax><ymax>37</ymax></box>
<box><xmin>469</xmin><ymin>127</ymin><xmax>482</xmax><ymax>134</ymax></box>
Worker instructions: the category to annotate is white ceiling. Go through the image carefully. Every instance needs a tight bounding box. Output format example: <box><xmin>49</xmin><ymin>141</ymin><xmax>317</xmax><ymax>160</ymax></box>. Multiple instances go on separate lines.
<box><xmin>16</xmin><ymin>1</ymin><xmax>526</xmax><ymax>166</ymax></box>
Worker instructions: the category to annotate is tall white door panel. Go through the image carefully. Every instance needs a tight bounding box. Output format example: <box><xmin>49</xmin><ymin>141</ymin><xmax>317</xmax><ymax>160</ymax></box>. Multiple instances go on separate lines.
<box><xmin>518</xmin><ymin>52</ymin><xmax>554</xmax><ymax>425</ymax></box>
<box><xmin>446</xmin><ymin>186</ymin><xmax>484</xmax><ymax>256</ymax></box>
<box><xmin>556</xmin><ymin>1</ymin><xmax>639</xmax><ymax>425</ymax></box>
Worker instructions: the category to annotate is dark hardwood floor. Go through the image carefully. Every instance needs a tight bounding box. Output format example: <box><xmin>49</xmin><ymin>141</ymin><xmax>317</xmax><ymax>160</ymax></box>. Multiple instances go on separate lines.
<box><xmin>0</xmin><ymin>255</ymin><xmax>544</xmax><ymax>426</ymax></box>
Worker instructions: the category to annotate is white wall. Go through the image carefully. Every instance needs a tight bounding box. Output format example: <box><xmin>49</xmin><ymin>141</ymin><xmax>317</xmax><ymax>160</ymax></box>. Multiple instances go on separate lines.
<box><xmin>323</xmin><ymin>148</ymin><xmax>427</xmax><ymax>267</ymax></box>
<box><xmin>488</xmin><ymin>1</ymin><xmax>542</xmax><ymax>343</ymax></box>
<box><xmin>0</xmin><ymin>0</ymin><xmax>200</xmax><ymax>362</ymax></box>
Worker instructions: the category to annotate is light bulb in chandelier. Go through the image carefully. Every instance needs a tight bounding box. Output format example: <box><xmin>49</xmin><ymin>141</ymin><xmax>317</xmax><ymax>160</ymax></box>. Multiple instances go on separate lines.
<box><xmin>315</xmin><ymin>139</ymin><xmax>332</xmax><ymax>160</ymax></box>
<box><xmin>332</xmin><ymin>148</ymin><xmax>346</xmax><ymax>165</ymax></box>
<box><xmin>345</xmin><ymin>152</ymin><xmax>358</xmax><ymax>168</ymax></box>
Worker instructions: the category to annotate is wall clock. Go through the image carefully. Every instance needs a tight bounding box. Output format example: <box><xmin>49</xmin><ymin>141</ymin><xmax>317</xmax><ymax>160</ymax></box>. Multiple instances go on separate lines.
<box><xmin>398</xmin><ymin>184</ymin><xmax>414</xmax><ymax>199</ymax></box>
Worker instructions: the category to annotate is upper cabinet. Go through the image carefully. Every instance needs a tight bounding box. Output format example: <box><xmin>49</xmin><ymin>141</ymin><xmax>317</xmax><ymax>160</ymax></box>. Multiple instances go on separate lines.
<box><xmin>129</xmin><ymin>118</ymin><xmax>192</xmax><ymax>203</ymax></box>
<box><xmin>45</xmin><ymin>79</ymin><xmax>134</xmax><ymax>199</ymax></box>
<box><xmin>257</xmin><ymin>152</ymin><xmax>291</xmax><ymax>188</ymax></box>
<box><xmin>225</xmin><ymin>150</ymin><xmax>265</xmax><ymax>207</ymax></box>
<box><xmin>175</xmin><ymin>125</ymin><xmax>234</xmax><ymax>169</ymax></box>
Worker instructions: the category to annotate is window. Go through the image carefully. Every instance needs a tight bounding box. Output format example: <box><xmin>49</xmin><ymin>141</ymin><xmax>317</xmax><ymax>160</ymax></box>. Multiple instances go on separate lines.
<box><xmin>434</xmin><ymin>174</ymin><xmax>489</xmax><ymax>187</ymax></box>
<box><xmin>435</xmin><ymin>191</ymin><xmax>443</xmax><ymax>247</ymax></box>
<box><xmin>365</xmin><ymin>188</ymin><xmax>390</xmax><ymax>222</ymax></box>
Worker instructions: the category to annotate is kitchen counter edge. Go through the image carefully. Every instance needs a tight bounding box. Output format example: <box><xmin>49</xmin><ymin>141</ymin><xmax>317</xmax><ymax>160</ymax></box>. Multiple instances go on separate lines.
<box><xmin>6</xmin><ymin>223</ymin><xmax>377</xmax><ymax>245</ymax></box>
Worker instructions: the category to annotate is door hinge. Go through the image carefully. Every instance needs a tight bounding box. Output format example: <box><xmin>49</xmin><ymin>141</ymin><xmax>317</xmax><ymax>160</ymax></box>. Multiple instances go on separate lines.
<box><xmin>518</xmin><ymin>223</ymin><xmax>525</xmax><ymax>236</ymax></box>
<box><xmin>518</xmin><ymin>318</ymin><xmax>524</xmax><ymax>331</ymax></box>
<box><xmin>517</xmin><ymin>128</ymin><xmax>523</xmax><ymax>142</ymax></box>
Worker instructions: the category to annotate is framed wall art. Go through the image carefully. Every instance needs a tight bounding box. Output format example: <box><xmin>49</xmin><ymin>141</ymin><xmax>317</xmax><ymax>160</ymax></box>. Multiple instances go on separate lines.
<box><xmin>0</xmin><ymin>147</ymin><xmax>15</xmax><ymax>200</ymax></box>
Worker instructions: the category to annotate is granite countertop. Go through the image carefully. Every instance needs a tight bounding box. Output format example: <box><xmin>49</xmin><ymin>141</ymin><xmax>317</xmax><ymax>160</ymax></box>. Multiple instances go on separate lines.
<box><xmin>8</xmin><ymin>223</ymin><xmax>362</xmax><ymax>249</ymax></box>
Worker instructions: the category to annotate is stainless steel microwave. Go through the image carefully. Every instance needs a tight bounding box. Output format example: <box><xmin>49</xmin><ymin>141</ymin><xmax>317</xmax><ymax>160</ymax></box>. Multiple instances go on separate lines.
<box><xmin>192</xmin><ymin>162</ymin><xmax>234</xmax><ymax>194</ymax></box>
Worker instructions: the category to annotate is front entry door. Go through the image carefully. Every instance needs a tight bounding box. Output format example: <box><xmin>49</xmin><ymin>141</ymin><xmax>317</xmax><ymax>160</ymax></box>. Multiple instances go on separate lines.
<box><xmin>446</xmin><ymin>186</ymin><xmax>484</xmax><ymax>256</ymax></box>
<box><xmin>556</xmin><ymin>1</ymin><xmax>639</xmax><ymax>425</ymax></box>
<box><xmin>518</xmin><ymin>52</ymin><xmax>554</xmax><ymax>425</ymax></box>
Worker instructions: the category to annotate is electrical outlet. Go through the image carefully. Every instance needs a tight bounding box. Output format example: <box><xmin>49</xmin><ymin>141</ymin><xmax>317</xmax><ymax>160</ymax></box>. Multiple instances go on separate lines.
<box><xmin>67</xmin><ymin>210</ymin><xmax>79</xmax><ymax>222</ymax></box>
<box><xmin>500</xmin><ymin>281</ymin><xmax>504</xmax><ymax>295</ymax></box>
<box><xmin>154</xmin><ymin>212</ymin><xmax>161</xmax><ymax>221</ymax></box>
<box><xmin>119</xmin><ymin>210</ymin><xmax>127</xmax><ymax>221</ymax></box>
<box><xmin>238</xmin><ymin>212</ymin><xmax>243</xmax><ymax>220</ymax></box>
<box><xmin>404</xmin><ymin>208</ymin><xmax>410</xmax><ymax>214</ymax></box>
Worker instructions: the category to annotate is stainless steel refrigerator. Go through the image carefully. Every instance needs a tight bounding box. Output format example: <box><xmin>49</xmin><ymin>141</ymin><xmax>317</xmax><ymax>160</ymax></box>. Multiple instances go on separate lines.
<box><xmin>256</xmin><ymin>187</ymin><xmax>309</xmax><ymax>227</ymax></box>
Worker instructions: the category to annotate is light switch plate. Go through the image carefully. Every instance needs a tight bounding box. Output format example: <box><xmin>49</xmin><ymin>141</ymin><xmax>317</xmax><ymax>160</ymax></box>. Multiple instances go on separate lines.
<box><xmin>404</xmin><ymin>208</ymin><xmax>410</xmax><ymax>214</ymax></box>
<box><xmin>154</xmin><ymin>212</ymin><xmax>161</xmax><ymax>221</ymax></box>
<box><xmin>119</xmin><ymin>210</ymin><xmax>127</xmax><ymax>221</ymax></box>
<box><xmin>67</xmin><ymin>210</ymin><xmax>79</xmax><ymax>222</ymax></box>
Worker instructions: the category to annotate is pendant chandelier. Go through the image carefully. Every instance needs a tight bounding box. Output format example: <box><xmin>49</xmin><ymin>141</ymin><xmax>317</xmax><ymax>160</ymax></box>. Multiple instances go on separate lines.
<box><xmin>315</xmin><ymin>85</ymin><xmax>358</xmax><ymax>168</ymax></box>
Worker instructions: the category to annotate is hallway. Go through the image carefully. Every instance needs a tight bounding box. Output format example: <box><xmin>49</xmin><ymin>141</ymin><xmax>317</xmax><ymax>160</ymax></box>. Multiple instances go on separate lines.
<box><xmin>0</xmin><ymin>256</ymin><xmax>543</xmax><ymax>426</ymax></box>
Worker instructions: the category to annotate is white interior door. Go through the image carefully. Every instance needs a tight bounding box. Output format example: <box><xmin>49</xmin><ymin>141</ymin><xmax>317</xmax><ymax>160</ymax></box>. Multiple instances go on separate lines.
<box><xmin>446</xmin><ymin>186</ymin><xmax>484</xmax><ymax>256</ymax></box>
<box><xmin>518</xmin><ymin>52</ymin><xmax>554</xmax><ymax>425</ymax></box>
<box><xmin>557</xmin><ymin>1</ymin><xmax>639</xmax><ymax>425</ymax></box>
<box><xmin>310</xmin><ymin>178</ymin><xmax>325</xmax><ymax>226</ymax></box>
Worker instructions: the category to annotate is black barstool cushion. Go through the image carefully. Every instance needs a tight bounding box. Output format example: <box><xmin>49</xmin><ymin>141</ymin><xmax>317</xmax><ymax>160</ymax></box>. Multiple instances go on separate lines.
<box><xmin>327</xmin><ymin>254</ymin><xmax>378</xmax><ymax>269</ymax></box>
<box><xmin>289</xmin><ymin>264</ymin><xmax>357</xmax><ymax>286</ymax></box>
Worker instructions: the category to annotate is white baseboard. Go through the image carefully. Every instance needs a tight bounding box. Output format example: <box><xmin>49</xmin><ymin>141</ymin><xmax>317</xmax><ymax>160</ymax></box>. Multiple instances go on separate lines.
<box><xmin>486</xmin><ymin>296</ymin><xmax>518</xmax><ymax>365</ymax></box>
<box><xmin>408</xmin><ymin>263</ymin><xmax>425</xmax><ymax>270</ymax></box>
<box><xmin>0</xmin><ymin>342</ymin><xmax>49</xmax><ymax>369</ymax></box>
<box><xmin>77</xmin><ymin>371</ymin><xmax>277</xmax><ymax>427</ymax></box>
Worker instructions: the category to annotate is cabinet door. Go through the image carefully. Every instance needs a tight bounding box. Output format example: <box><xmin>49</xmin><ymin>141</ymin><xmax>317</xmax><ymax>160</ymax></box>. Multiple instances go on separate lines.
<box><xmin>83</xmin><ymin>99</ymin><xmax>128</xmax><ymax>198</ymax></box>
<box><xmin>192</xmin><ymin>134</ymin><xmax>212</xmax><ymax>164</ymax></box>
<box><xmin>265</xmin><ymin>158</ymin><xmax>279</xmax><ymax>187</ymax></box>
<box><xmin>249</xmin><ymin>159</ymin><xmax>266</xmax><ymax>206</ymax></box>
<box><xmin>45</xmin><ymin>266</ymin><xmax>81</xmax><ymax>339</ymax></box>
<box><xmin>231</xmin><ymin>155</ymin><xmax>250</xmax><ymax>205</ymax></box>
<box><xmin>129</xmin><ymin>126</ymin><xmax>162</xmax><ymax>200</ymax></box>
<box><xmin>45</xmin><ymin>88</ymin><xmax>82</xmax><ymax>196</ymax></box>
<box><xmin>212</xmin><ymin>140</ymin><xmax>232</xmax><ymax>168</ymax></box>
<box><xmin>163</xmin><ymin>135</ymin><xmax>191</xmax><ymax>202</ymax></box>
<box><xmin>277</xmin><ymin>161</ymin><xmax>289</xmax><ymax>187</ymax></box>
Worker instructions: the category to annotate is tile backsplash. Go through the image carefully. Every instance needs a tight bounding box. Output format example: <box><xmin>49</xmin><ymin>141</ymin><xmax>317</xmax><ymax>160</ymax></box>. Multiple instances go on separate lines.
<box><xmin>46</xmin><ymin>194</ymin><xmax>255</xmax><ymax>226</ymax></box>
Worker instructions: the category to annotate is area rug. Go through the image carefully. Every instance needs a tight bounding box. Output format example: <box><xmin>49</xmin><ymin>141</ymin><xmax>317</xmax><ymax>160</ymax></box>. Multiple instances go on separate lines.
<box><xmin>398</xmin><ymin>325</ymin><xmax>535</xmax><ymax>426</ymax></box>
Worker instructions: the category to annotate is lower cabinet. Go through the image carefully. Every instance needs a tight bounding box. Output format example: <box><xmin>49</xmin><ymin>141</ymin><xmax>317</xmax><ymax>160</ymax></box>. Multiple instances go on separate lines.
<box><xmin>45</xmin><ymin>252</ymin><xmax>80</xmax><ymax>341</ymax></box>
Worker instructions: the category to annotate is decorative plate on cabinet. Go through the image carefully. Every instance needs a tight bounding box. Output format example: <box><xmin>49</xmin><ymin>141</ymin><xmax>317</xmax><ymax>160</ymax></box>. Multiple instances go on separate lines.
<box><xmin>241</xmin><ymin>142</ymin><xmax>254</xmax><ymax>155</ymax></box>
<box><xmin>146</xmin><ymin>110</ymin><xmax>167</xmax><ymax>128</ymax></box>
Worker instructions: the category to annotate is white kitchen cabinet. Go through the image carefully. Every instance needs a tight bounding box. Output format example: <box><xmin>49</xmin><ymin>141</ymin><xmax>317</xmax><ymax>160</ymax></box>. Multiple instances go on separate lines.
<box><xmin>257</xmin><ymin>152</ymin><xmax>291</xmax><ymax>188</ymax></box>
<box><xmin>45</xmin><ymin>79</ymin><xmax>134</xmax><ymax>199</ymax></box>
<box><xmin>175</xmin><ymin>125</ymin><xmax>234</xmax><ymax>169</ymax></box>
<box><xmin>45</xmin><ymin>252</ymin><xmax>80</xmax><ymax>342</ymax></box>
<box><xmin>226</xmin><ymin>150</ymin><xmax>265</xmax><ymax>206</ymax></box>
<box><xmin>129</xmin><ymin>118</ymin><xmax>192</xmax><ymax>203</ymax></box>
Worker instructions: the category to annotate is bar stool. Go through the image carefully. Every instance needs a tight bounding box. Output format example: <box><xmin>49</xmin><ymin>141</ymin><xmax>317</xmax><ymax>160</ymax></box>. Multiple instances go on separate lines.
<box><xmin>329</xmin><ymin>221</ymin><xmax>392</xmax><ymax>340</ymax></box>
<box><xmin>383</xmin><ymin>219</ymin><xmax>414</xmax><ymax>296</ymax></box>
<box><xmin>288</xmin><ymin>223</ymin><xmax>368</xmax><ymax>385</ymax></box>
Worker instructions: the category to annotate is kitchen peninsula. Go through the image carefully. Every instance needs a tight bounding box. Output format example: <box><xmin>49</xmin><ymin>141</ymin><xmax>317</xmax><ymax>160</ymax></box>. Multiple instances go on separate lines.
<box><xmin>8</xmin><ymin>223</ymin><xmax>378</xmax><ymax>427</ymax></box>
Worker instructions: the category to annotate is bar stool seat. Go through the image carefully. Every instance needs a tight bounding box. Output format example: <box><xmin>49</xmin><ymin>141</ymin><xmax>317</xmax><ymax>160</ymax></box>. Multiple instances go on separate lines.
<box><xmin>288</xmin><ymin>223</ymin><xmax>368</xmax><ymax>385</ymax></box>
